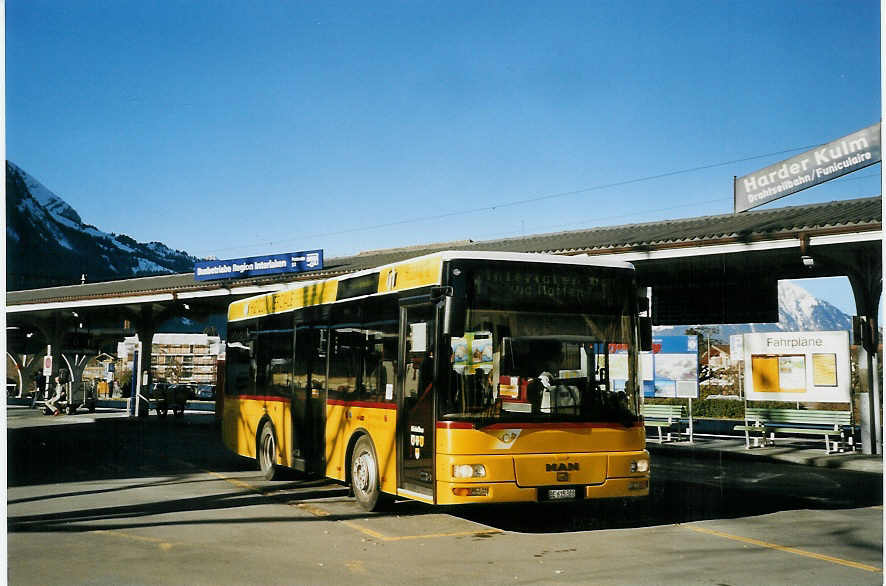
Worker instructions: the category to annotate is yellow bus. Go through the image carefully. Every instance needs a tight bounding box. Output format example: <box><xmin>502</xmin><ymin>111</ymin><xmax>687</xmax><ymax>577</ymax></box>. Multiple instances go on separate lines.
<box><xmin>222</xmin><ymin>251</ymin><xmax>650</xmax><ymax>510</ymax></box>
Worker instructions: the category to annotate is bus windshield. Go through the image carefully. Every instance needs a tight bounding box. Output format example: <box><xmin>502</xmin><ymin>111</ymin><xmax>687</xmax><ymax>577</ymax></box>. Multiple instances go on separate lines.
<box><xmin>440</xmin><ymin>309</ymin><xmax>640</xmax><ymax>426</ymax></box>
<box><xmin>438</xmin><ymin>261</ymin><xmax>640</xmax><ymax>425</ymax></box>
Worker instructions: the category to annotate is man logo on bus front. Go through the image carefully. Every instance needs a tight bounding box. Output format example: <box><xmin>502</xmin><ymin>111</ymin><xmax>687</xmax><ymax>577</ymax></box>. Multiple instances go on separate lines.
<box><xmin>546</xmin><ymin>462</ymin><xmax>579</xmax><ymax>472</ymax></box>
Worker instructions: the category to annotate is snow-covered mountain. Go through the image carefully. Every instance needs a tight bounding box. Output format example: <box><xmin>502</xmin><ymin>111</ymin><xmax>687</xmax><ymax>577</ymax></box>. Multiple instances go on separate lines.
<box><xmin>654</xmin><ymin>280</ymin><xmax>852</xmax><ymax>339</ymax></box>
<box><xmin>6</xmin><ymin>161</ymin><xmax>198</xmax><ymax>290</ymax></box>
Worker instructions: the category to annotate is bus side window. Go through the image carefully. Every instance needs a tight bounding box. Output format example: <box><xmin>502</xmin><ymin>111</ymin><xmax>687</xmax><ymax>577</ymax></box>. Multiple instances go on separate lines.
<box><xmin>379</xmin><ymin>339</ymin><xmax>397</xmax><ymax>403</ymax></box>
<box><xmin>293</xmin><ymin>328</ymin><xmax>311</xmax><ymax>395</ymax></box>
<box><xmin>254</xmin><ymin>315</ymin><xmax>294</xmax><ymax>397</ymax></box>
<box><xmin>362</xmin><ymin>334</ymin><xmax>397</xmax><ymax>403</ymax></box>
<box><xmin>226</xmin><ymin>323</ymin><xmax>255</xmax><ymax>396</ymax></box>
<box><xmin>362</xmin><ymin>340</ymin><xmax>380</xmax><ymax>400</ymax></box>
<box><xmin>330</xmin><ymin>330</ymin><xmax>361</xmax><ymax>398</ymax></box>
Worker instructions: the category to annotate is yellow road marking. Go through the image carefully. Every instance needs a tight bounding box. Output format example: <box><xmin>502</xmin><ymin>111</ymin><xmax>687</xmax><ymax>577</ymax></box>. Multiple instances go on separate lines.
<box><xmin>684</xmin><ymin>525</ymin><xmax>882</xmax><ymax>573</ymax></box>
<box><xmin>367</xmin><ymin>528</ymin><xmax>502</xmax><ymax>542</ymax></box>
<box><xmin>92</xmin><ymin>529</ymin><xmax>177</xmax><ymax>551</ymax></box>
<box><xmin>206</xmin><ymin>470</ymin><xmax>503</xmax><ymax>542</ymax></box>
<box><xmin>295</xmin><ymin>503</ymin><xmax>332</xmax><ymax>517</ymax></box>
<box><xmin>295</xmin><ymin>503</ymin><xmax>502</xmax><ymax>541</ymax></box>
<box><xmin>345</xmin><ymin>560</ymin><xmax>368</xmax><ymax>575</ymax></box>
<box><xmin>203</xmin><ymin>469</ymin><xmax>263</xmax><ymax>493</ymax></box>
<box><xmin>341</xmin><ymin>521</ymin><xmax>390</xmax><ymax>540</ymax></box>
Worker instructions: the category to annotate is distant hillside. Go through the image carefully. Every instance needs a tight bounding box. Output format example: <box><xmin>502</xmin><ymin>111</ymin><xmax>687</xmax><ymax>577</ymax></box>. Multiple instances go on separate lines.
<box><xmin>654</xmin><ymin>281</ymin><xmax>852</xmax><ymax>339</ymax></box>
<box><xmin>6</xmin><ymin>162</ymin><xmax>198</xmax><ymax>290</ymax></box>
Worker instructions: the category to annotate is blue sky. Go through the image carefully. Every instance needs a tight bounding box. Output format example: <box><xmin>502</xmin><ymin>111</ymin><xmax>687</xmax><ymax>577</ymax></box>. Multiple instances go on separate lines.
<box><xmin>6</xmin><ymin>1</ymin><xmax>881</xmax><ymax>315</ymax></box>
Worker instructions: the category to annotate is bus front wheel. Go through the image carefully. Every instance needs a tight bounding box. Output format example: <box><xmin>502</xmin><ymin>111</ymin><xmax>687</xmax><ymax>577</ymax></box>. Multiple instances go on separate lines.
<box><xmin>351</xmin><ymin>435</ymin><xmax>382</xmax><ymax>511</ymax></box>
<box><xmin>258</xmin><ymin>424</ymin><xmax>279</xmax><ymax>480</ymax></box>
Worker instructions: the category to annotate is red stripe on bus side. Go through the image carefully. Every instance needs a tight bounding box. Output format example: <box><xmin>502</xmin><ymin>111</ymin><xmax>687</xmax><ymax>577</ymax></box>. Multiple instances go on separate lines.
<box><xmin>436</xmin><ymin>421</ymin><xmax>474</xmax><ymax>429</ymax></box>
<box><xmin>327</xmin><ymin>399</ymin><xmax>397</xmax><ymax>410</ymax></box>
<box><xmin>234</xmin><ymin>395</ymin><xmax>291</xmax><ymax>403</ymax></box>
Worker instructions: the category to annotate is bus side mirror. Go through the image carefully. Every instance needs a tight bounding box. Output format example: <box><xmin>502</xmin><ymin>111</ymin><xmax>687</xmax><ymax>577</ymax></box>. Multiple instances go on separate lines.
<box><xmin>443</xmin><ymin>295</ymin><xmax>465</xmax><ymax>338</ymax></box>
<box><xmin>639</xmin><ymin>317</ymin><xmax>652</xmax><ymax>351</ymax></box>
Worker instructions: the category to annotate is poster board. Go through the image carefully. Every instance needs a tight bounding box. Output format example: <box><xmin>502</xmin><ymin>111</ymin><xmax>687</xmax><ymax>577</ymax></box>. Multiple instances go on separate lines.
<box><xmin>742</xmin><ymin>331</ymin><xmax>850</xmax><ymax>402</ymax></box>
<box><xmin>637</xmin><ymin>336</ymin><xmax>699</xmax><ymax>398</ymax></box>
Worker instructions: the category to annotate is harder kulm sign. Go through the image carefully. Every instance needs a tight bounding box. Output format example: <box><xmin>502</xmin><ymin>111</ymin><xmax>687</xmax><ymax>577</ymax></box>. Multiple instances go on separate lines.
<box><xmin>734</xmin><ymin>122</ymin><xmax>881</xmax><ymax>213</ymax></box>
<box><xmin>194</xmin><ymin>249</ymin><xmax>323</xmax><ymax>281</ymax></box>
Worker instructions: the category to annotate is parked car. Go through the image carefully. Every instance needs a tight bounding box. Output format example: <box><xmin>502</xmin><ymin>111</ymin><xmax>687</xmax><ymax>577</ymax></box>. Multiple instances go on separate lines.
<box><xmin>194</xmin><ymin>384</ymin><xmax>216</xmax><ymax>400</ymax></box>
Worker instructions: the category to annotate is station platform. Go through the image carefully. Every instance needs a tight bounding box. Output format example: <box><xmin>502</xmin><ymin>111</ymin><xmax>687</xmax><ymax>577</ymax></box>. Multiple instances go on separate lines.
<box><xmin>647</xmin><ymin>434</ymin><xmax>883</xmax><ymax>475</ymax></box>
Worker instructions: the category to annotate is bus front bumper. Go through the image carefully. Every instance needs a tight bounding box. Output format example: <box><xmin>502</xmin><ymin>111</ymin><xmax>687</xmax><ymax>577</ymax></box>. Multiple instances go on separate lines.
<box><xmin>435</xmin><ymin>476</ymin><xmax>650</xmax><ymax>505</ymax></box>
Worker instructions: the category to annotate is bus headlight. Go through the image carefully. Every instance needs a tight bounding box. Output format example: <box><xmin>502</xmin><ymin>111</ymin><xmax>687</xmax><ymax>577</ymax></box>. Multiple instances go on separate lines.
<box><xmin>630</xmin><ymin>459</ymin><xmax>649</xmax><ymax>473</ymax></box>
<box><xmin>452</xmin><ymin>464</ymin><xmax>487</xmax><ymax>479</ymax></box>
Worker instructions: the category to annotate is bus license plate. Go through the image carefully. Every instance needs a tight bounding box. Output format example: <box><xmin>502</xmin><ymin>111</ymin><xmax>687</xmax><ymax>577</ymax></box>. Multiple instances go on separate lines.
<box><xmin>546</xmin><ymin>488</ymin><xmax>576</xmax><ymax>500</ymax></box>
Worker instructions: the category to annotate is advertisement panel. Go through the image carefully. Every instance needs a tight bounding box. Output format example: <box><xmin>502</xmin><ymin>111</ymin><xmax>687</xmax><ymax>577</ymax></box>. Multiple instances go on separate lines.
<box><xmin>194</xmin><ymin>249</ymin><xmax>323</xmax><ymax>281</ymax></box>
<box><xmin>742</xmin><ymin>331</ymin><xmax>850</xmax><ymax>402</ymax></box>
<box><xmin>734</xmin><ymin>122</ymin><xmax>881</xmax><ymax>213</ymax></box>
<box><xmin>620</xmin><ymin>336</ymin><xmax>699</xmax><ymax>399</ymax></box>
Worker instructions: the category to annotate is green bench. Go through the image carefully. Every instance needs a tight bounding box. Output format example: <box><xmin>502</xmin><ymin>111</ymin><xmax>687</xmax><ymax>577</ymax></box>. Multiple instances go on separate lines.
<box><xmin>734</xmin><ymin>407</ymin><xmax>855</xmax><ymax>453</ymax></box>
<box><xmin>642</xmin><ymin>404</ymin><xmax>685</xmax><ymax>443</ymax></box>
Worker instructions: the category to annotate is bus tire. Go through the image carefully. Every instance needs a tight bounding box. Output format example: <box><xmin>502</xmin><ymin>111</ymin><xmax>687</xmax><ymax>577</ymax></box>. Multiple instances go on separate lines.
<box><xmin>258</xmin><ymin>423</ymin><xmax>279</xmax><ymax>481</ymax></box>
<box><xmin>351</xmin><ymin>435</ymin><xmax>383</xmax><ymax>511</ymax></box>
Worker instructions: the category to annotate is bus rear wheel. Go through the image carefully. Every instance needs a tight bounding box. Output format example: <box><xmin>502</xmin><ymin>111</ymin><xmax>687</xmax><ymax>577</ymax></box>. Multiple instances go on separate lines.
<box><xmin>351</xmin><ymin>435</ymin><xmax>383</xmax><ymax>511</ymax></box>
<box><xmin>258</xmin><ymin>424</ymin><xmax>279</xmax><ymax>480</ymax></box>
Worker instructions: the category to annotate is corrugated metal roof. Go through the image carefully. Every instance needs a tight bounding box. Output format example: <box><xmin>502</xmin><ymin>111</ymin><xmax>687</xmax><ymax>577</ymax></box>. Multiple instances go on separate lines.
<box><xmin>7</xmin><ymin>195</ymin><xmax>881</xmax><ymax>306</ymax></box>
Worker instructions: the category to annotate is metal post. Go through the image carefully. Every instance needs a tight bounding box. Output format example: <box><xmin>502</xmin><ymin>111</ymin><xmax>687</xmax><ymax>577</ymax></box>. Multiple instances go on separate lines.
<box><xmin>135</xmin><ymin>341</ymin><xmax>144</xmax><ymax>416</ymax></box>
<box><xmin>856</xmin><ymin>316</ymin><xmax>881</xmax><ymax>455</ymax></box>
<box><xmin>868</xmin><ymin>317</ymin><xmax>881</xmax><ymax>454</ymax></box>
<box><xmin>128</xmin><ymin>344</ymin><xmax>141</xmax><ymax>417</ymax></box>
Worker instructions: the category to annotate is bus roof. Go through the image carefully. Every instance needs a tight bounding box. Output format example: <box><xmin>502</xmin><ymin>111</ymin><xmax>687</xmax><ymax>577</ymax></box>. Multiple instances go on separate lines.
<box><xmin>228</xmin><ymin>250</ymin><xmax>634</xmax><ymax>322</ymax></box>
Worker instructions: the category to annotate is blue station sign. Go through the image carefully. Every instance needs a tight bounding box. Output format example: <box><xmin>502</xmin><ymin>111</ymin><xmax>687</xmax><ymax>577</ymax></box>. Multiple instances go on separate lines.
<box><xmin>194</xmin><ymin>249</ymin><xmax>323</xmax><ymax>281</ymax></box>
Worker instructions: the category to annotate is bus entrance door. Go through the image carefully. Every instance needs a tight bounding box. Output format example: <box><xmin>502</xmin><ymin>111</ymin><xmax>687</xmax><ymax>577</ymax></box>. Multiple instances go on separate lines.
<box><xmin>398</xmin><ymin>303</ymin><xmax>436</xmax><ymax>501</ymax></box>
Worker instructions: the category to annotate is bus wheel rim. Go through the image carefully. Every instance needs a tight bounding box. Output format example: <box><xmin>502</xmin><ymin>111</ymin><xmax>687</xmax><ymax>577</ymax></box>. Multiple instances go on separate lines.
<box><xmin>262</xmin><ymin>431</ymin><xmax>274</xmax><ymax>469</ymax></box>
<box><xmin>354</xmin><ymin>451</ymin><xmax>374</xmax><ymax>494</ymax></box>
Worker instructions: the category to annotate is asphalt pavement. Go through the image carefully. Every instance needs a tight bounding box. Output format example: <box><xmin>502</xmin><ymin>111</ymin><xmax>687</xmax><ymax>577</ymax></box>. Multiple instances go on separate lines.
<box><xmin>6</xmin><ymin>403</ymin><xmax>882</xmax><ymax>585</ymax></box>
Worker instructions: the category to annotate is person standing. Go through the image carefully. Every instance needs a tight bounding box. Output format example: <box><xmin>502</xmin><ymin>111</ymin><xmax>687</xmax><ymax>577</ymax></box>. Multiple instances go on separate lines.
<box><xmin>32</xmin><ymin>371</ymin><xmax>47</xmax><ymax>408</ymax></box>
<box><xmin>45</xmin><ymin>375</ymin><xmax>63</xmax><ymax>415</ymax></box>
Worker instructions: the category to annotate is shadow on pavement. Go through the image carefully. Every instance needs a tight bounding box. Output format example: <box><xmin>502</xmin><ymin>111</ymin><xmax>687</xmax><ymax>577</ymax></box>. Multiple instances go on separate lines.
<box><xmin>8</xmin><ymin>413</ymin><xmax>246</xmax><ymax>488</ymax></box>
<box><xmin>8</xmin><ymin>413</ymin><xmax>883</xmax><ymax>536</ymax></box>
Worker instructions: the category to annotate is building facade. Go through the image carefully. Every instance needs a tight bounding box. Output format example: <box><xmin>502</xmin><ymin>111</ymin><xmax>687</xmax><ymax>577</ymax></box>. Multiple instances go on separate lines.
<box><xmin>117</xmin><ymin>333</ymin><xmax>224</xmax><ymax>386</ymax></box>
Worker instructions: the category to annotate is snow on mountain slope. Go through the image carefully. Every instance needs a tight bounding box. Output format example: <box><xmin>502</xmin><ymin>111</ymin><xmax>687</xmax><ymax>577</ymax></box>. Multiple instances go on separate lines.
<box><xmin>6</xmin><ymin>161</ymin><xmax>198</xmax><ymax>290</ymax></box>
